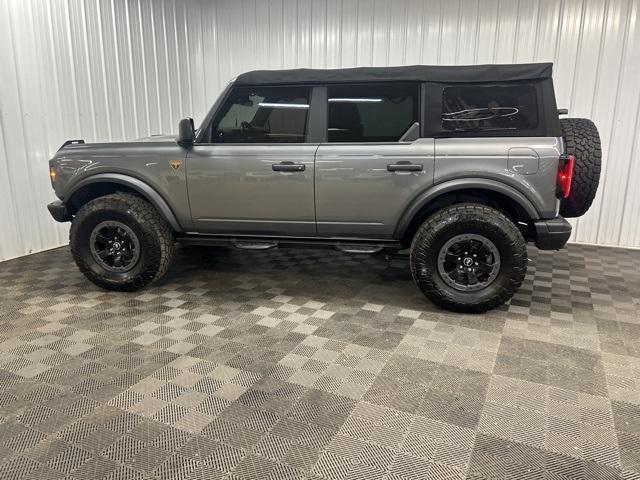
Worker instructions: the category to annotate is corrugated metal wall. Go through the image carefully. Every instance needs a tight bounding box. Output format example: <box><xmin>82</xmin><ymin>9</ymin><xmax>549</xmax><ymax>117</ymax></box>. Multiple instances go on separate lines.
<box><xmin>1</xmin><ymin>0</ymin><xmax>639</xmax><ymax>261</ymax></box>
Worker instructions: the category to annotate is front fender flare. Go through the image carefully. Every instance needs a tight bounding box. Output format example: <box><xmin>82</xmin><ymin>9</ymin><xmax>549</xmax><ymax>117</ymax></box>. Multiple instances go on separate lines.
<box><xmin>394</xmin><ymin>178</ymin><xmax>541</xmax><ymax>239</ymax></box>
<box><xmin>66</xmin><ymin>173</ymin><xmax>183</xmax><ymax>233</ymax></box>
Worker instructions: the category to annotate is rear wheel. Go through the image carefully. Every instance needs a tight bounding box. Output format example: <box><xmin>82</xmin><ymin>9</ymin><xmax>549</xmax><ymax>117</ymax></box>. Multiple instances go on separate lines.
<box><xmin>410</xmin><ymin>204</ymin><xmax>527</xmax><ymax>312</ymax></box>
<box><xmin>559</xmin><ymin>118</ymin><xmax>601</xmax><ymax>218</ymax></box>
<box><xmin>70</xmin><ymin>192</ymin><xmax>175</xmax><ymax>291</ymax></box>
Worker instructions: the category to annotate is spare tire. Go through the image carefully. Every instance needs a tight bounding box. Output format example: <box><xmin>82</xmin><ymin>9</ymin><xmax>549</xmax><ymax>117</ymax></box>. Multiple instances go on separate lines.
<box><xmin>559</xmin><ymin>118</ymin><xmax>601</xmax><ymax>218</ymax></box>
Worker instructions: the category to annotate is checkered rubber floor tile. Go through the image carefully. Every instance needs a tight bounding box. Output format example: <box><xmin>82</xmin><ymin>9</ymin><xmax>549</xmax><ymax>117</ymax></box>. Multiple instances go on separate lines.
<box><xmin>0</xmin><ymin>243</ymin><xmax>639</xmax><ymax>479</ymax></box>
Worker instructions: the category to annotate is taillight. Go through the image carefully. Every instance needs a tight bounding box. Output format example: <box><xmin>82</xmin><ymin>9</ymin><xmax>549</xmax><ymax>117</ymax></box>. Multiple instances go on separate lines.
<box><xmin>556</xmin><ymin>154</ymin><xmax>575</xmax><ymax>199</ymax></box>
<box><xmin>49</xmin><ymin>165</ymin><xmax>57</xmax><ymax>187</ymax></box>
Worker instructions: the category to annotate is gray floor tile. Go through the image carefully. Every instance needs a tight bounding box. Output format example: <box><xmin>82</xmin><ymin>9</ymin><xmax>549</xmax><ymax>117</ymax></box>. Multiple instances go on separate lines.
<box><xmin>0</xmin><ymin>244</ymin><xmax>639</xmax><ymax>478</ymax></box>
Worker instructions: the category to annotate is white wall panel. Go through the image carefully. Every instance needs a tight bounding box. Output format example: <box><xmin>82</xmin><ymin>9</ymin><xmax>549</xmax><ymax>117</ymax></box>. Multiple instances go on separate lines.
<box><xmin>1</xmin><ymin>0</ymin><xmax>640</xmax><ymax>261</ymax></box>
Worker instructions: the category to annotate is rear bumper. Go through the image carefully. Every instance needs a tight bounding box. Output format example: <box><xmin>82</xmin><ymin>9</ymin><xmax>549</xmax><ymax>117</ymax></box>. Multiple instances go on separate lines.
<box><xmin>47</xmin><ymin>200</ymin><xmax>72</xmax><ymax>223</ymax></box>
<box><xmin>534</xmin><ymin>217</ymin><xmax>572</xmax><ymax>250</ymax></box>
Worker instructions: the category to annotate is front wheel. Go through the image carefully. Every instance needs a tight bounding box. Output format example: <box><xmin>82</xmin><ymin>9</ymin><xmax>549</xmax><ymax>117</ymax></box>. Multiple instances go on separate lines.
<box><xmin>70</xmin><ymin>192</ymin><xmax>175</xmax><ymax>291</ymax></box>
<box><xmin>410</xmin><ymin>204</ymin><xmax>527</xmax><ymax>313</ymax></box>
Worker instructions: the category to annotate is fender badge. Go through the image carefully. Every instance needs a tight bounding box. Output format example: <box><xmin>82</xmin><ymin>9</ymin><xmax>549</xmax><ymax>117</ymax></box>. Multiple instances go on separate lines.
<box><xmin>170</xmin><ymin>159</ymin><xmax>182</xmax><ymax>171</ymax></box>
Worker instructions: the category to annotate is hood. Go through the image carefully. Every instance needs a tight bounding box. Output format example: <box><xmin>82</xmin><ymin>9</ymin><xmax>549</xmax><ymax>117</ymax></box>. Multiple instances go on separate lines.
<box><xmin>134</xmin><ymin>134</ymin><xmax>177</xmax><ymax>142</ymax></box>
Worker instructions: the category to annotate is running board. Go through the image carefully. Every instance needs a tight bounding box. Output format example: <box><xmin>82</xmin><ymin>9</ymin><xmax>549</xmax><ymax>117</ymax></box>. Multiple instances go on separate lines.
<box><xmin>178</xmin><ymin>234</ymin><xmax>402</xmax><ymax>251</ymax></box>
<box><xmin>335</xmin><ymin>243</ymin><xmax>385</xmax><ymax>254</ymax></box>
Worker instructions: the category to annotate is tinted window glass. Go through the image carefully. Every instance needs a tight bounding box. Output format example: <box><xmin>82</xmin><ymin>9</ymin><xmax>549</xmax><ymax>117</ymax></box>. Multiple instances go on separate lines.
<box><xmin>212</xmin><ymin>86</ymin><xmax>310</xmax><ymax>143</ymax></box>
<box><xmin>442</xmin><ymin>84</ymin><xmax>538</xmax><ymax>132</ymax></box>
<box><xmin>327</xmin><ymin>84</ymin><xmax>418</xmax><ymax>142</ymax></box>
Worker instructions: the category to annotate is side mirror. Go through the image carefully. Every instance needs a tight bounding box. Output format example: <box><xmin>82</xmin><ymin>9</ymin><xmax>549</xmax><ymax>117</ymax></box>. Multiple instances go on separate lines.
<box><xmin>178</xmin><ymin>117</ymin><xmax>195</xmax><ymax>146</ymax></box>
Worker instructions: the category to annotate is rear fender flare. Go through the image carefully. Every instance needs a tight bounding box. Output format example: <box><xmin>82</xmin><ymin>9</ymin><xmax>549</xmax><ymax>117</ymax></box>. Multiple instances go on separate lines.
<box><xmin>66</xmin><ymin>173</ymin><xmax>183</xmax><ymax>232</ymax></box>
<box><xmin>394</xmin><ymin>178</ymin><xmax>541</xmax><ymax>238</ymax></box>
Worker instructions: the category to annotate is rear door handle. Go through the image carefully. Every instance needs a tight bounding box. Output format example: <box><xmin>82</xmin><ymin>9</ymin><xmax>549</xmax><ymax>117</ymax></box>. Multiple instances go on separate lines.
<box><xmin>272</xmin><ymin>161</ymin><xmax>306</xmax><ymax>172</ymax></box>
<box><xmin>387</xmin><ymin>161</ymin><xmax>423</xmax><ymax>172</ymax></box>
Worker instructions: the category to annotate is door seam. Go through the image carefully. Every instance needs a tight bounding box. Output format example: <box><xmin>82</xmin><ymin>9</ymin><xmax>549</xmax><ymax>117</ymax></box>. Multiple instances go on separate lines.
<box><xmin>313</xmin><ymin>144</ymin><xmax>321</xmax><ymax>235</ymax></box>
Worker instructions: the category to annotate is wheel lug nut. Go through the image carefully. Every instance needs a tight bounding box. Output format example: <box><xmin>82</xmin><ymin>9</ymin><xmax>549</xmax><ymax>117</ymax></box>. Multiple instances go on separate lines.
<box><xmin>475</xmin><ymin>262</ymin><xmax>478</xmax><ymax>265</ymax></box>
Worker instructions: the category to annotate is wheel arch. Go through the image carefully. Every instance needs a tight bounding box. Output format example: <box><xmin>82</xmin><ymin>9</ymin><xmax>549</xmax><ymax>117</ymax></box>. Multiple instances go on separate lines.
<box><xmin>395</xmin><ymin>179</ymin><xmax>540</xmax><ymax>245</ymax></box>
<box><xmin>65</xmin><ymin>173</ymin><xmax>183</xmax><ymax>233</ymax></box>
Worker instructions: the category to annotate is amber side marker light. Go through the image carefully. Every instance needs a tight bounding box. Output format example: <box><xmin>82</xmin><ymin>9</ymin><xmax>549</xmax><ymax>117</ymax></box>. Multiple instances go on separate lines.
<box><xmin>49</xmin><ymin>165</ymin><xmax>57</xmax><ymax>185</ymax></box>
<box><xmin>556</xmin><ymin>154</ymin><xmax>575</xmax><ymax>199</ymax></box>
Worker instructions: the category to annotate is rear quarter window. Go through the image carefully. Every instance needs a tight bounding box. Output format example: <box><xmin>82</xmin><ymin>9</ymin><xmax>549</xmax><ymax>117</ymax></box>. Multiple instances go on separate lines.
<box><xmin>438</xmin><ymin>83</ymin><xmax>541</xmax><ymax>136</ymax></box>
<box><xmin>441</xmin><ymin>84</ymin><xmax>539</xmax><ymax>133</ymax></box>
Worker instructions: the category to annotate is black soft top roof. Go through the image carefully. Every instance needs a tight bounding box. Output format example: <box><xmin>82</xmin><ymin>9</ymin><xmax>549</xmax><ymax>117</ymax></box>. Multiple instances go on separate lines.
<box><xmin>234</xmin><ymin>63</ymin><xmax>553</xmax><ymax>86</ymax></box>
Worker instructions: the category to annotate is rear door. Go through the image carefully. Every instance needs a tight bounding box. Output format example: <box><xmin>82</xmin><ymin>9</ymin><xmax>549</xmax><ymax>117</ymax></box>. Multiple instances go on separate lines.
<box><xmin>187</xmin><ymin>85</ymin><xmax>318</xmax><ymax>236</ymax></box>
<box><xmin>314</xmin><ymin>83</ymin><xmax>434</xmax><ymax>238</ymax></box>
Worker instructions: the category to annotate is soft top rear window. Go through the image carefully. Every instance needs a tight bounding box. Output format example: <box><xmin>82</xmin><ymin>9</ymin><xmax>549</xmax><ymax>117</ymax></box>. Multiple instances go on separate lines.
<box><xmin>442</xmin><ymin>84</ymin><xmax>538</xmax><ymax>133</ymax></box>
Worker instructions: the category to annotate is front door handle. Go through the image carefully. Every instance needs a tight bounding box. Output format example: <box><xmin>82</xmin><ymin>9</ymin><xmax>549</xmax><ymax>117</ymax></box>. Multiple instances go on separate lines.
<box><xmin>387</xmin><ymin>161</ymin><xmax>423</xmax><ymax>172</ymax></box>
<box><xmin>272</xmin><ymin>161</ymin><xmax>306</xmax><ymax>172</ymax></box>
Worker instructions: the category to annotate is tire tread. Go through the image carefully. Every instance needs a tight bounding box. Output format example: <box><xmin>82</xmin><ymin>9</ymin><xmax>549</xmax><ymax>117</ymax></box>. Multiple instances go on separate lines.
<box><xmin>69</xmin><ymin>192</ymin><xmax>174</xmax><ymax>291</ymax></box>
<box><xmin>410</xmin><ymin>203</ymin><xmax>527</xmax><ymax>313</ymax></box>
<box><xmin>559</xmin><ymin>118</ymin><xmax>601</xmax><ymax>218</ymax></box>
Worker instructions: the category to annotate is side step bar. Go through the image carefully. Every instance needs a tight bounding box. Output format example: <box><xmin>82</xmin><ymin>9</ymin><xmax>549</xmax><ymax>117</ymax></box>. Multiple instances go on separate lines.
<box><xmin>231</xmin><ymin>241</ymin><xmax>385</xmax><ymax>254</ymax></box>
<box><xmin>178</xmin><ymin>234</ymin><xmax>401</xmax><ymax>253</ymax></box>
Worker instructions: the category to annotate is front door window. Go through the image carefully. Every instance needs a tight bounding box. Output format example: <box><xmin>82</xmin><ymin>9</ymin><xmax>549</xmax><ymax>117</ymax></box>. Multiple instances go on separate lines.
<box><xmin>211</xmin><ymin>86</ymin><xmax>310</xmax><ymax>143</ymax></box>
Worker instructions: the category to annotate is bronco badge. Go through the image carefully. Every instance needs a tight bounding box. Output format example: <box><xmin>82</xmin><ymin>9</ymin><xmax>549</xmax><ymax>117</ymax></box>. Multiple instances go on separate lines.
<box><xmin>169</xmin><ymin>159</ymin><xmax>182</xmax><ymax>171</ymax></box>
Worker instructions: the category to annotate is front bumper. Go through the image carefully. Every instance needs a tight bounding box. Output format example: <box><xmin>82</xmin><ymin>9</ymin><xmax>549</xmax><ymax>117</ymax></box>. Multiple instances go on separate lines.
<box><xmin>47</xmin><ymin>200</ymin><xmax>72</xmax><ymax>223</ymax></box>
<box><xmin>534</xmin><ymin>217</ymin><xmax>572</xmax><ymax>250</ymax></box>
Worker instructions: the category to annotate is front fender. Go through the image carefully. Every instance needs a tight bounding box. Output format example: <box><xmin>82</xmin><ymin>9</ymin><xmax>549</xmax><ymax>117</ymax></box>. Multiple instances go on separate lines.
<box><xmin>66</xmin><ymin>173</ymin><xmax>184</xmax><ymax>233</ymax></box>
<box><xmin>393</xmin><ymin>178</ymin><xmax>541</xmax><ymax>238</ymax></box>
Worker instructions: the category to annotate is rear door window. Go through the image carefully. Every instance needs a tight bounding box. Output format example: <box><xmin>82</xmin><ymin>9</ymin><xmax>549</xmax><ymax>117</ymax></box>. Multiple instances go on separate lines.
<box><xmin>327</xmin><ymin>83</ymin><xmax>419</xmax><ymax>142</ymax></box>
<box><xmin>441</xmin><ymin>84</ymin><xmax>538</xmax><ymax>133</ymax></box>
<box><xmin>211</xmin><ymin>86</ymin><xmax>310</xmax><ymax>143</ymax></box>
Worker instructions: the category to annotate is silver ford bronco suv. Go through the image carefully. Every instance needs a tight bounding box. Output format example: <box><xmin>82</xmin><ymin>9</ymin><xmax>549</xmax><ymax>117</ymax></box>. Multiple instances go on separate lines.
<box><xmin>47</xmin><ymin>63</ymin><xmax>601</xmax><ymax>312</ymax></box>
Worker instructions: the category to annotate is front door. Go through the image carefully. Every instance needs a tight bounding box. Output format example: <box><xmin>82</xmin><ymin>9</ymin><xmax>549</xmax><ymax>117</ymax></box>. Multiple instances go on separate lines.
<box><xmin>187</xmin><ymin>85</ymin><xmax>317</xmax><ymax>236</ymax></box>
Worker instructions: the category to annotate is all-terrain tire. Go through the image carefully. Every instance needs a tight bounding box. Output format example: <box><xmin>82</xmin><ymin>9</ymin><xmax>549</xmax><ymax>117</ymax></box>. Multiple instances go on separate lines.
<box><xmin>410</xmin><ymin>204</ymin><xmax>527</xmax><ymax>313</ymax></box>
<box><xmin>70</xmin><ymin>192</ymin><xmax>175</xmax><ymax>291</ymax></box>
<box><xmin>559</xmin><ymin>118</ymin><xmax>601</xmax><ymax>218</ymax></box>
